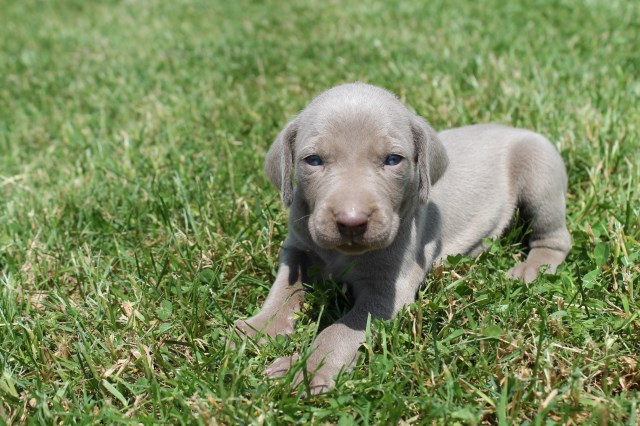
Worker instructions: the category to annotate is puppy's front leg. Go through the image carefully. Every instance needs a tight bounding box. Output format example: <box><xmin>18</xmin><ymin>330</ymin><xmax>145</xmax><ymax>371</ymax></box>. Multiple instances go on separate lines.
<box><xmin>265</xmin><ymin>278</ymin><xmax>416</xmax><ymax>394</ymax></box>
<box><xmin>234</xmin><ymin>246</ymin><xmax>306</xmax><ymax>342</ymax></box>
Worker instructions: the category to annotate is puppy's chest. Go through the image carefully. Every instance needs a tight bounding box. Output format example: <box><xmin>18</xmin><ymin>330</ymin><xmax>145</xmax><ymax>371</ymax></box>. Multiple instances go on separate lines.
<box><xmin>307</xmin><ymin>249</ymin><xmax>399</xmax><ymax>285</ymax></box>
<box><xmin>307</xmin><ymin>257</ymin><xmax>371</xmax><ymax>301</ymax></box>
<box><xmin>309</xmin><ymin>252</ymin><xmax>359</xmax><ymax>282</ymax></box>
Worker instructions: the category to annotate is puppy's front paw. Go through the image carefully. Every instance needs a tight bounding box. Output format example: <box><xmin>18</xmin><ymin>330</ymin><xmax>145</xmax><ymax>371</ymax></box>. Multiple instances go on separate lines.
<box><xmin>301</xmin><ymin>369</ymin><xmax>336</xmax><ymax>395</ymax></box>
<box><xmin>233</xmin><ymin>318</ymin><xmax>260</xmax><ymax>341</ymax></box>
<box><xmin>264</xmin><ymin>354</ymin><xmax>299</xmax><ymax>378</ymax></box>
<box><xmin>233</xmin><ymin>314</ymin><xmax>295</xmax><ymax>344</ymax></box>
<box><xmin>264</xmin><ymin>353</ymin><xmax>337</xmax><ymax>395</ymax></box>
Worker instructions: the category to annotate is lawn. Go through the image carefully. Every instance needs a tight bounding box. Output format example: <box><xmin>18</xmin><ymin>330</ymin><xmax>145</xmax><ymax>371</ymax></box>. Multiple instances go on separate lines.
<box><xmin>1</xmin><ymin>0</ymin><xmax>638</xmax><ymax>424</ymax></box>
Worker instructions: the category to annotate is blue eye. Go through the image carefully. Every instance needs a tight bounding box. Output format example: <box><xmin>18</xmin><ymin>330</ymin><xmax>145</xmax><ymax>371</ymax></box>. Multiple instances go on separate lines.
<box><xmin>304</xmin><ymin>155</ymin><xmax>323</xmax><ymax>166</ymax></box>
<box><xmin>384</xmin><ymin>154</ymin><xmax>403</xmax><ymax>166</ymax></box>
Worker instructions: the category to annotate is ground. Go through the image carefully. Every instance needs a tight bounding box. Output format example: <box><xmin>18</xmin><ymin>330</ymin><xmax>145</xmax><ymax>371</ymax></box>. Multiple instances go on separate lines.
<box><xmin>0</xmin><ymin>0</ymin><xmax>638</xmax><ymax>424</ymax></box>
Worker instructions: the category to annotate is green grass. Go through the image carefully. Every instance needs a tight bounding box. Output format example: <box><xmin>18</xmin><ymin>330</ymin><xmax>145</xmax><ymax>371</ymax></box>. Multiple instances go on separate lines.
<box><xmin>1</xmin><ymin>0</ymin><xmax>638</xmax><ymax>423</ymax></box>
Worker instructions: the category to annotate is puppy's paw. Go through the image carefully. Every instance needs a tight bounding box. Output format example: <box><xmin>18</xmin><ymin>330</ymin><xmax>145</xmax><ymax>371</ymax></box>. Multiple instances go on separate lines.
<box><xmin>508</xmin><ymin>247</ymin><xmax>566</xmax><ymax>283</ymax></box>
<box><xmin>507</xmin><ymin>259</ymin><xmax>557</xmax><ymax>283</ymax></box>
<box><xmin>264</xmin><ymin>354</ymin><xmax>299</xmax><ymax>377</ymax></box>
<box><xmin>264</xmin><ymin>353</ymin><xmax>337</xmax><ymax>395</ymax></box>
<box><xmin>232</xmin><ymin>318</ymin><xmax>258</xmax><ymax>345</ymax></box>
<box><xmin>299</xmin><ymin>368</ymin><xmax>336</xmax><ymax>396</ymax></box>
<box><xmin>507</xmin><ymin>262</ymin><xmax>541</xmax><ymax>284</ymax></box>
<box><xmin>233</xmin><ymin>314</ymin><xmax>295</xmax><ymax>345</ymax></box>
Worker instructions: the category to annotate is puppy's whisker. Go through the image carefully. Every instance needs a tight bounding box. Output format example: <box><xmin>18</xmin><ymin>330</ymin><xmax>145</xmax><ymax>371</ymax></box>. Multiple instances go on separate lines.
<box><xmin>294</xmin><ymin>214</ymin><xmax>311</xmax><ymax>223</ymax></box>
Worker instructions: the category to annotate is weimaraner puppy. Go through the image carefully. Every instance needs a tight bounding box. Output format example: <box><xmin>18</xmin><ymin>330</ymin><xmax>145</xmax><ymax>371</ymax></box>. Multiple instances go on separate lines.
<box><xmin>235</xmin><ymin>83</ymin><xmax>571</xmax><ymax>394</ymax></box>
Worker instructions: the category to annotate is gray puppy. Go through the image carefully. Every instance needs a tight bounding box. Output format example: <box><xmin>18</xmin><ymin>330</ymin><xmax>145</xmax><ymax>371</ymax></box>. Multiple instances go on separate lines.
<box><xmin>235</xmin><ymin>83</ymin><xmax>571</xmax><ymax>394</ymax></box>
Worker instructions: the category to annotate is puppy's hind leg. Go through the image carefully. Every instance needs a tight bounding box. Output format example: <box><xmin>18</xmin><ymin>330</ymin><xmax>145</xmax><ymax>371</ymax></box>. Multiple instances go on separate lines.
<box><xmin>507</xmin><ymin>135</ymin><xmax>571</xmax><ymax>283</ymax></box>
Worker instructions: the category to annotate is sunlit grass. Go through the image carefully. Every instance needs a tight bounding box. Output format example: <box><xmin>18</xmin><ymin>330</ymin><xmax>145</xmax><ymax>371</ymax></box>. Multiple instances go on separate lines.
<box><xmin>1</xmin><ymin>0</ymin><xmax>638</xmax><ymax>423</ymax></box>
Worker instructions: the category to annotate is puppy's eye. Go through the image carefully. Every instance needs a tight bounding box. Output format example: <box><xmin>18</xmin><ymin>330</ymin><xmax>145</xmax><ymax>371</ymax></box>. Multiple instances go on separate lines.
<box><xmin>304</xmin><ymin>155</ymin><xmax>323</xmax><ymax>166</ymax></box>
<box><xmin>384</xmin><ymin>154</ymin><xmax>403</xmax><ymax>166</ymax></box>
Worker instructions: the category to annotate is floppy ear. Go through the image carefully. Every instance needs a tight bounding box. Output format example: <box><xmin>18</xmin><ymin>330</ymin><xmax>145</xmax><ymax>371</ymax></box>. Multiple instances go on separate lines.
<box><xmin>264</xmin><ymin>118</ymin><xmax>298</xmax><ymax>206</ymax></box>
<box><xmin>411</xmin><ymin>115</ymin><xmax>449</xmax><ymax>203</ymax></box>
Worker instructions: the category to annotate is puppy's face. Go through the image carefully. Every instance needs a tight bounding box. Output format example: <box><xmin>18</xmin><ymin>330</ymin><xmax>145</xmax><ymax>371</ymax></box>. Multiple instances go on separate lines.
<box><xmin>264</xmin><ymin>83</ymin><xmax>449</xmax><ymax>256</ymax></box>
<box><xmin>294</xmin><ymin>114</ymin><xmax>417</xmax><ymax>254</ymax></box>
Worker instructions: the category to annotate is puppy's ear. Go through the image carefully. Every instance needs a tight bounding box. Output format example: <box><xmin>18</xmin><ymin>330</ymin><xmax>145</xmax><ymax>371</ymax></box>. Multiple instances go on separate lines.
<box><xmin>411</xmin><ymin>116</ymin><xmax>449</xmax><ymax>203</ymax></box>
<box><xmin>264</xmin><ymin>118</ymin><xmax>298</xmax><ymax>206</ymax></box>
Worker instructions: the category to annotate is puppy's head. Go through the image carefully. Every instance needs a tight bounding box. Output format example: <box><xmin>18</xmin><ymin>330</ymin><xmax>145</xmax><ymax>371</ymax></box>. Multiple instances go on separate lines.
<box><xmin>265</xmin><ymin>83</ymin><xmax>448</xmax><ymax>255</ymax></box>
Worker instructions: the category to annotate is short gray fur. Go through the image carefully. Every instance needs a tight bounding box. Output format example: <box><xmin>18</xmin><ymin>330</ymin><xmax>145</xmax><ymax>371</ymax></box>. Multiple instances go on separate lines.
<box><xmin>235</xmin><ymin>83</ymin><xmax>571</xmax><ymax>394</ymax></box>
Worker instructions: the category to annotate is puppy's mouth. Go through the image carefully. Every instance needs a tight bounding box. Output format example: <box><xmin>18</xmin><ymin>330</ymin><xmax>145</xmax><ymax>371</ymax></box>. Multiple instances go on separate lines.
<box><xmin>307</xmin><ymin>208</ymin><xmax>400</xmax><ymax>255</ymax></box>
<box><xmin>326</xmin><ymin>235</ymin><xmax>394</xmax><ymax>255</ymax></box>
<box><xmin>335</xmin><ymin>241</ymin><xmax>371</xmax><ymax>255</ymax></box>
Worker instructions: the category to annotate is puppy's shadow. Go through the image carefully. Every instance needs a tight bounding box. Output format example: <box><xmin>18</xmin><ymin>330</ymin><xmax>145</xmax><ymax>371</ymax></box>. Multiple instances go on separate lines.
<box><xmin>302</xmin><ymin>273</ymin><xmax>354</xmax><ymax>333</ymax></box>
<box><xmin>500</xmin><ymin>208</ymin><xmax>535</xmax><ymax>255</ymax></box>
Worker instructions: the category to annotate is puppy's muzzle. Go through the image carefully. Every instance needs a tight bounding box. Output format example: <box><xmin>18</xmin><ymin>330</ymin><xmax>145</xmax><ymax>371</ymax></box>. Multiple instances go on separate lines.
<box><xmin>336</xmin><ymin>211</ymin><xmax>368</xmax><ymax>239</ymax></box>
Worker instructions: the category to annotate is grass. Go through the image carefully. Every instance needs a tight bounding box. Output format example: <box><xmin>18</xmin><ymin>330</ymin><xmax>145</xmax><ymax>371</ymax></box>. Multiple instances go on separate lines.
<box><xmin>0</xmin><ymin>0</ymin><xmax>638</xmax><ymax>423</ymax></box>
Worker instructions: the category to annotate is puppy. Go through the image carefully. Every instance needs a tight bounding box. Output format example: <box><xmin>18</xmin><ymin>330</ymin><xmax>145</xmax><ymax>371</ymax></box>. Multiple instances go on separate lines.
<box><xmin>235</xmin><ymin>83</ymin><xmax>571</xmax><ymax>394</ymax></box>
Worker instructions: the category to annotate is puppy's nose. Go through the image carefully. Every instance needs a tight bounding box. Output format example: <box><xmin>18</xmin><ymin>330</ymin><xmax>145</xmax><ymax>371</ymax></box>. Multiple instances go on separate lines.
<box><xmin>336</xmin><ymin>211</ymin><xmax>368</xmax><ymax>238</ymax></box>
